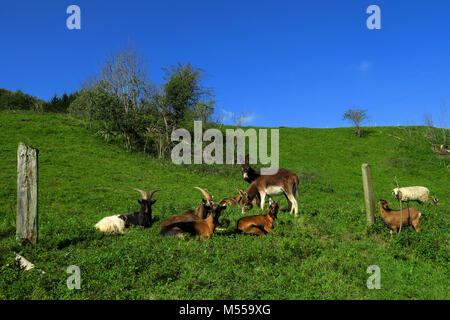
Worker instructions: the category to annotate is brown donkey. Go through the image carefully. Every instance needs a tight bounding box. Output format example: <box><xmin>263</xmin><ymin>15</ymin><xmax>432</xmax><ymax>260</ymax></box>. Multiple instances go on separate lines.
<box><xmin>240</xmin><ymin>155</ymin><xmax>299</xmax><ymax>216</ymax></box>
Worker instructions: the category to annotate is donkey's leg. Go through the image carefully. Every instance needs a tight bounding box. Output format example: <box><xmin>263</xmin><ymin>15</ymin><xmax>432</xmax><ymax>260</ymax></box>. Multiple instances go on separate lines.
<box><xmin>283</xmin><ymin>192</ymin><xmax>292</xmax><ymax>212</ymax></box>
<box><xmin>287</xmin><ymin>193</ymin><xmax>298</xmax><ymax>217</ymax></box>
<box><xmin>259</xmin><ymin>192</ymin><xmax>266</xmax><ymax>211</ymax></box>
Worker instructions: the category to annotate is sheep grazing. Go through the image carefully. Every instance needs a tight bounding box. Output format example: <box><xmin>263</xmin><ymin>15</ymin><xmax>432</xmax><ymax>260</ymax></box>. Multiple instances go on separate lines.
<box><xmin>95</xmin><ymin>188</ymin><xmax>160</xmax><ymax>233</ymax></box>
<box><xmin>392</xmin><ymin>186</ymin><xmax>434</xmax><ymax>205</ymax></box>
<box><xmin>377</xmin><ymin>199</ymin><xmax>422</xmax><ymax>238</ymax></box>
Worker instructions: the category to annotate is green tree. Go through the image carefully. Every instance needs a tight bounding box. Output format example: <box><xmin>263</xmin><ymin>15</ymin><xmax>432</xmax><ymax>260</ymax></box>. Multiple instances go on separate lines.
<box><xmin>0</xmin><ymin>88</ymin><xmax>39</xmax><ymax>111</ymax></box>
<box><xmin>343</xmin><ymin>109</ymin><xmax>368</xmax><ymax>137</ymax></box>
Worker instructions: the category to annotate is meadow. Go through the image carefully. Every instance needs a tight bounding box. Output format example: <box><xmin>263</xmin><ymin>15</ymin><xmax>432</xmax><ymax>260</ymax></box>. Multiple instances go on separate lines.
<box><xmin>0</xmin><ymin>110</ymin><xmax>448</xmax><ymax>299</ymax></box>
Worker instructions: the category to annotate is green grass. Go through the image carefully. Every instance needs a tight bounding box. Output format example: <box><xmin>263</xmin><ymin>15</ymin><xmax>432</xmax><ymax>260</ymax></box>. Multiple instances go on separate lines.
<box><xmin>0</xmin><ymin>110</ymin><xmax>448</xmax><ymax>299</ymax></box>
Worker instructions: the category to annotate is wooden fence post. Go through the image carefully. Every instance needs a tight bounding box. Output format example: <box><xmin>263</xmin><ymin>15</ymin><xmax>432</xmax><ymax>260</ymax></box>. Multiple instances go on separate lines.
<box><xmin>361</xmin><ymin>163</ymin><xmax>376</xmax><ymax>225</ymax></box>
<box><xmin>16</xmin><ymin>143</ymin><xmax>39</xmax><ymax>244</ymax></box>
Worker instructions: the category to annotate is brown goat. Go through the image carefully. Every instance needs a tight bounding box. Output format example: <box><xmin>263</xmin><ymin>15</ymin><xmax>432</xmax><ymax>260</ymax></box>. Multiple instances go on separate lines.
<box><xmin>160</xmin><ymin>187</ymin><xmax>226</xmax><ymax>239</ymax></box>
<box><xmin>219</xmin><ymin>190</ymin><xmax>260</xmax><ymax>213</ymax></box>
<box><xmin>160</xmin><ymin>187</ymin><xmax>211</xmax><ymax>232</ymax></box>
<box><xmin>377</xmin><ymin>199</ymin><xmax>422</xmax><ymax>238</ymax></box>
<box><xmin>162</xmin><ymin>205</ymin><xmax>226</xmax><ymax>240</ymax></box>
<box><xmin>236</xmin><ymin>202</ymin><xmax>280</xmax><ymax>236</ymax></box>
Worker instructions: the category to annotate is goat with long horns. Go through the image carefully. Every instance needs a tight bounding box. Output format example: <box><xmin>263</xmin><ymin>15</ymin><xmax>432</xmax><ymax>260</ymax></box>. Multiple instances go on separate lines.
<box><xmin>160</xmin><ymin>187</ymin><xmax>227</xmax><ymax>239</ymax></box>
<box><xmin>95</xmin><ymin>188</ymin><xmax>160</xmax><ymax>233</ymax></box>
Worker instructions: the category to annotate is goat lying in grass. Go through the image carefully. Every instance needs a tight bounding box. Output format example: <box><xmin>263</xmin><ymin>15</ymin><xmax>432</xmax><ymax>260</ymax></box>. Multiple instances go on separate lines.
<box><xmin>160</xmin><ymin>187</ymin><xmax>226</xmax><ymax>239</ymax></box>
<box><xmin>95</xmin><ymin>188</ymin><xmax>159</xmax><ymax>233</ymax></box>
<box><xmin>236</xmin><ymin>202</ymin><xmax>280</xmax><ymax>236</ymax></box>
<box><xmin>377</xmin><ymin>199</ymin><xmax>422</xmax><ymax>238</ymax></box>
<box><xmin>159</xmin><ymin>187</ymin><xmax>212</xmax><ymax>232</ymax></box>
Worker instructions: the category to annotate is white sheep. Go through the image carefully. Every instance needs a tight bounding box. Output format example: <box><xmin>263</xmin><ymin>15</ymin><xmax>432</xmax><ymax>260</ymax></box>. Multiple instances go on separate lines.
<box><xmin>392</xmin><ymin>186</ymin><xmax>430</xmax><ymax>204</ymax></box>
<box><xmin>95</xmin><ymin>215</ymin><xmax>126</xmax><ymax>233</ymax></box>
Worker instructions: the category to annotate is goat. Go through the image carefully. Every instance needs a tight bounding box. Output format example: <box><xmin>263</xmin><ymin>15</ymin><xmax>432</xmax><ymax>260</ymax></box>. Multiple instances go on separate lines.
<box><xmin>236</xmin><ymin>202</ymin><xmax>280</xmax><ymax>236</ymax></box>
<box><xmin>160</xmin><ymin>187</ymin><xmax>226</xmax><ymax>239</ymax></box>
<box><xmin>218</xmin><ymin>189</ymin><xmax>259</xmax><ymax>213</ymax></box>
<box><xmin>94</xmin><ymin>215</ymin><xmax>126</xmax><ymax>233</ymax></box>
<box><xmin>159</xmin><ymin>187</ymin><xmax>212</xmax><ymax>233</ymax></box>
<box><xmin>95</xmin><ymin>188</ymin><xmax>159</xmax><ymax>233</ymax></box>
<box><xmin>240</xmin><ymin>154</ymin><xmax>299</xmax><ymax>216</ymax></box>
<box><xmin>118</xmin><ymin>189</ymin><xmax>160</xmax><ymax>228</ymax></box>
<box><xmin>377</xmin><ymin>199</ymin><xmax>422</xmax><ymax>238</ymax></box>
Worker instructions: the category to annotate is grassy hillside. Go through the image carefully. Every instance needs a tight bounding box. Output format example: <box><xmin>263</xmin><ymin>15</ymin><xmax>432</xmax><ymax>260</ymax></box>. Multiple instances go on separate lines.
<box><xmin>0</xmin><ymin>110</ymin><xmax>448</xmax><ymax>299</ymax></box>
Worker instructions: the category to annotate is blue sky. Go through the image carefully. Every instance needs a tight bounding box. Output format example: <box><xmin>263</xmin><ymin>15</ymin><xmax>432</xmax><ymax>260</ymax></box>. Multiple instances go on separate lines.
<box><xmin>1</xmin><ymin>0</ymin><xmax>449</xmax><ymax>128</ymax></box>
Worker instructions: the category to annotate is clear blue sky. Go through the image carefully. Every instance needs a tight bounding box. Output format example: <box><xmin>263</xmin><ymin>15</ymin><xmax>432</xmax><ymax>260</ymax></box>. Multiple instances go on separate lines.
<box><xmin>1</xmin><ymin>0</ymin><xmax>450</xmax><ymax>128</ymax></box>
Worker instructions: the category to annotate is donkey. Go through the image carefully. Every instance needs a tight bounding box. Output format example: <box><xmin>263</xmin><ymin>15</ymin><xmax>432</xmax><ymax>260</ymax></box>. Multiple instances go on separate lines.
<box><xmin>240</xmin><ymin>154</ymin><xmax>299</xmax><ymax>216</ymax></box>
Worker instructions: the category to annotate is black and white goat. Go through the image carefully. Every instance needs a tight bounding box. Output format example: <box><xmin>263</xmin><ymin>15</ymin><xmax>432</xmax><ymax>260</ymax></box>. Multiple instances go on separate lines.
<box><xmin>95</xmin><ymin>188</ymin><xmax>160</xmax><ymax>233</ymax></box>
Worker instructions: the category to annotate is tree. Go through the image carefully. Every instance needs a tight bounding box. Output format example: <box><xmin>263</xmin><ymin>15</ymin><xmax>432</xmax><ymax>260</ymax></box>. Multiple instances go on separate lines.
<box><xmin>0</xmin><ymin>88</ymin><xmax>40</xmax><ymax>111</ymax></box>
<box><xmin>97</xmin><ymin>43</ymin><xmax>151</xmax><ymax>150</ymax></box>
<box><xmin>343</xmin><ymin>109</ymin><xmax>368</xmax><ymax>137</ymax></box>
<box><xmin>68</xmin><ymin>45</ymin><xmax>216</xmax><ymax>157</ymax></box>
<box><xmin>162</xmin><ymin>62</ymin><xmax>213</xmax><ymax>123</ymax></box>
<box><xmin>143</xmin><ymin>62</ymin><xmax>215</xmax><ymax>158</ymax></box>
<box><xmin>423</xmin><ymin>103</ymin><xmax>448</xmax><ymax>148</ymax></box>
<box><xmin>68</xmin><ymin>75</ymin><xmax>102</xmax><ymax>127</ymax></box>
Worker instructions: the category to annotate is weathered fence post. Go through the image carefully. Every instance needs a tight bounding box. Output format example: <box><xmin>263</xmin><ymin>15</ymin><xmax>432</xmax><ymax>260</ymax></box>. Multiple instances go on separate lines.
<box><xmin>17</xmin><ymin>143</ymin><xmax>39</xmax><ymax>244</ymax></box>
<box><xmin>361</xmin><ymin>163</ymin><xmax>376</xmax><ymax>225</ymax></box>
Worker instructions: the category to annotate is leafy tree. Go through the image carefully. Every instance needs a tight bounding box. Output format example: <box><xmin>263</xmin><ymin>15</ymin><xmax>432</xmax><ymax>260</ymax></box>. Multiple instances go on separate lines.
<box><xmin>162</xmin><ymin>62</ymin><xmax>212</xmax><ymax>122</ymax></box>
<box><xmin>343</xmin><ymin>109</ymin><xmax>368</xmax><ymax>137</ymax></box>
<box><xmin>143</xmin><ymin>63</ymin><xmax>215</xmax><ymax>158</ymax></box>
<box><xmin>94</xmin><ymin>44</ymin><xmax>151</xmax><ymax>150</ymax></box>
<box><xmin>44</xmin><ymin>92</ymin><xmax>78</xmax><ymax>113</ymax></box>
<box><xmin>68</xmin><ymin>45</ymin><xmax>216</xmax><ymax>157</ymax></box>
<box><xmin>0</xmin><ymin>88</ymin><xmax>40</xmax><ymax>111</ymax></box>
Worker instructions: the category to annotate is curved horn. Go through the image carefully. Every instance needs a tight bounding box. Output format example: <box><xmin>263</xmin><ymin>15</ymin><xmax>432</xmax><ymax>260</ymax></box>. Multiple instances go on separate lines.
<box><xmin>194</xmin><ymin>187</ymin><xmax>213</xmax><ymax>205</ymax></box>
<box><xmin>148</xmin><ymin>189</ymin><xmax>160</xmax><ymax>200</ymax></box>
<box><xmin>133</xmin><ymin>188</ymin><xmax>148</xmax><ymax>200</ymax></box>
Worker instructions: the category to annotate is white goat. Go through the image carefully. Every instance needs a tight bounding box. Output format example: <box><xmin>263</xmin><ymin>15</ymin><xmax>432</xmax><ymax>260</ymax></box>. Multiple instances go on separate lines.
<box><xmin>95</xmin><ymin>215</ymin><xmax>126</xmax><ymax>233</ymax></box>
<box><xmin>392</xmin><ymin>186</ymin><xmax>430</xmax><ymax>204</ymax></box>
